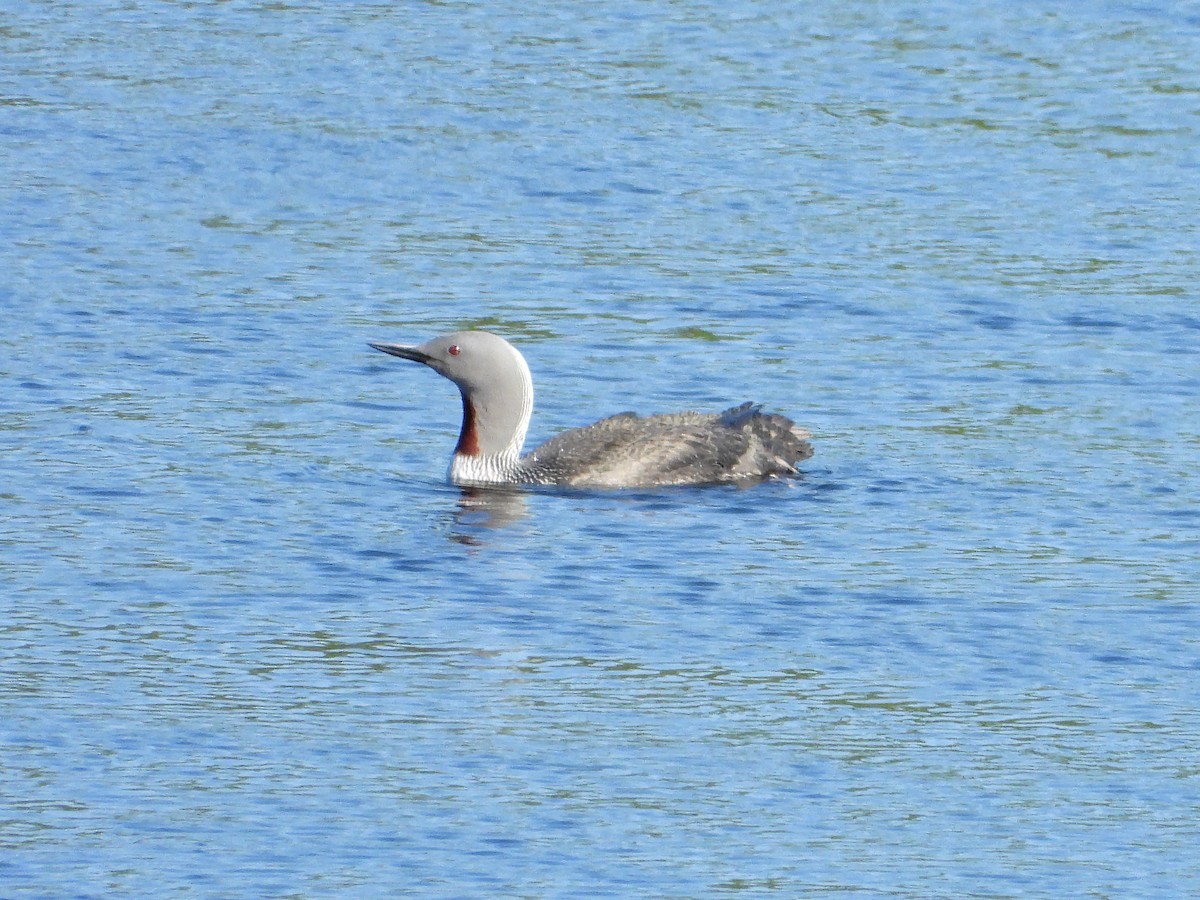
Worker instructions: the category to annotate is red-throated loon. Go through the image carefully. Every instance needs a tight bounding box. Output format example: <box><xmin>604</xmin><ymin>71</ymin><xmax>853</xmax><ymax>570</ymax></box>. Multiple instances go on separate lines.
<box><xmin>368</xmin><ymin>330</ymin><xmax>813</xmax><ymax>488</ymax></box>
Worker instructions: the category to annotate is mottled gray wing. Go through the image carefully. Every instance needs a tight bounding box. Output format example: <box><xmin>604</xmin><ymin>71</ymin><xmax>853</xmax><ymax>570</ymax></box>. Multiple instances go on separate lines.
<box><xmin>523</xmin><ymin>411</ymin><xmax>749</xmax><ymax>487</ymax></box>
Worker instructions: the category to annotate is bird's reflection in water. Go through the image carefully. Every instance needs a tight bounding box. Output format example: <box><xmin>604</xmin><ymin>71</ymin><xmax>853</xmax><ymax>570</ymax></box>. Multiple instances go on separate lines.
<box><xmin>448</xmin><ymin>486</ymin><xmax>528</xmax><ymax>543</ymax></box>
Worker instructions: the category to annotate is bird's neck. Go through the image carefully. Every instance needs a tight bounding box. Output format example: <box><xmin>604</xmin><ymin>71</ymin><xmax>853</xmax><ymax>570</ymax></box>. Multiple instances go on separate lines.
<box><xmin>448</xmin><ymin>377</ymin><xmax>532</xmax><ymax>485</ymax></box>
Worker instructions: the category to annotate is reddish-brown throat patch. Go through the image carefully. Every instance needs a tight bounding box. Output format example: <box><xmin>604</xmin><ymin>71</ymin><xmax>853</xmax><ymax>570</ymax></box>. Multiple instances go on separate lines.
<box><xmin>455</xmin><ymin>397</ymin><xmax>480</xmax><ymax>456</ymax></box>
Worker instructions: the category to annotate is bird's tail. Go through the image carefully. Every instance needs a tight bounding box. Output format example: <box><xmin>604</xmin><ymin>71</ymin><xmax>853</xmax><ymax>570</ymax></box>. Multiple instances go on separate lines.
<box><xmin>720</xmin><ymin>402</ymin><xmax>814</xmax><ymax>468</ymax></box>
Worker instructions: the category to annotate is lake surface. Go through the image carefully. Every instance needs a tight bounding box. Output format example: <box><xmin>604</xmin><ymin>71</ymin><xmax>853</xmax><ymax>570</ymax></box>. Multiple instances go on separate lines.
<box><xmin>3</xmin><ymin>1</ymin><xmax>1199</xmax><ymax>896</ymax></box>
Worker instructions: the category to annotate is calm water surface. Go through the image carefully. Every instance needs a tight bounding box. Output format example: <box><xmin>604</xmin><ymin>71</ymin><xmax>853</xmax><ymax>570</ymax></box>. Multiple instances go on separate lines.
<box><xmin>3</xmin><ymin>1</ymin><xmax>1199</xmax><ymax>896</ymax></box>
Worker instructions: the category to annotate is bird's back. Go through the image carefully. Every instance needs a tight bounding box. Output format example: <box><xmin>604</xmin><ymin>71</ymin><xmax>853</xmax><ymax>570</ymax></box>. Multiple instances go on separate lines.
<box><xmin>518</xmin><ymin>402</ymin><xmax>812</xmax><ymax>487</ymax></box>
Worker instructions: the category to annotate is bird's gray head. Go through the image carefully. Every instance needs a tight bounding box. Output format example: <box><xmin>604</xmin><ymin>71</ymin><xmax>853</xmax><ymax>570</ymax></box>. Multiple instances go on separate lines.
<box><xmin>369</xmin><ymin>331</ymin><xmax>534</xmax><ymax>467</ymax></box>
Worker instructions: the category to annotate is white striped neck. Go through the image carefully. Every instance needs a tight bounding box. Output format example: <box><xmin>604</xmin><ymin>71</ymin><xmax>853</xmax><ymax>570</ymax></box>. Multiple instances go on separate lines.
<box><xmin>449</xmin><ymin>450</ymin><xmax>522</xmax><ymax>486</ymax></box>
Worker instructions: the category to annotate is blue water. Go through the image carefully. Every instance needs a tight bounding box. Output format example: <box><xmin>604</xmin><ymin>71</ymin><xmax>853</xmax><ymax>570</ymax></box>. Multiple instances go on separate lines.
<box><xmin>3</xmin><ymin>1</ymin><xmax>1199</xmax><ymax>896</ymax></box>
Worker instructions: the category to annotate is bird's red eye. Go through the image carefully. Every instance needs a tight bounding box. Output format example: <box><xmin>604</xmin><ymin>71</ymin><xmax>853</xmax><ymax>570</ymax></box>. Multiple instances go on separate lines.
<box><xmin>448</xmin><ymin>344</ymin><xmax>460</xmax><ymax>356</ymax></box>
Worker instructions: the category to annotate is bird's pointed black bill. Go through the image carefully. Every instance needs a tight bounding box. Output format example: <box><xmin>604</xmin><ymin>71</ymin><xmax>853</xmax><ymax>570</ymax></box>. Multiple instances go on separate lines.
<box><xmin>368</xmin><ymin>341</ymin><xmax>433</xmax><ymax>364</ymax></box>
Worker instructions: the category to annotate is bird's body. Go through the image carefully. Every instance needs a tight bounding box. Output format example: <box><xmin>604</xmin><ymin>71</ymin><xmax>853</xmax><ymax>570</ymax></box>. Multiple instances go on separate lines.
<box><xmin>369</xmin><ymin>331</ymin><xmax>812</xmax><ymax>488</ymax></box>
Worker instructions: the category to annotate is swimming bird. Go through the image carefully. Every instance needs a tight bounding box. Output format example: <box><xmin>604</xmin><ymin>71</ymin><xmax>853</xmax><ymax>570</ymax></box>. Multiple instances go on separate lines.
<box><xmin>368</xmin><ymin>330</ymin><xmax>813</xmax><ymax>488</ymax></box>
